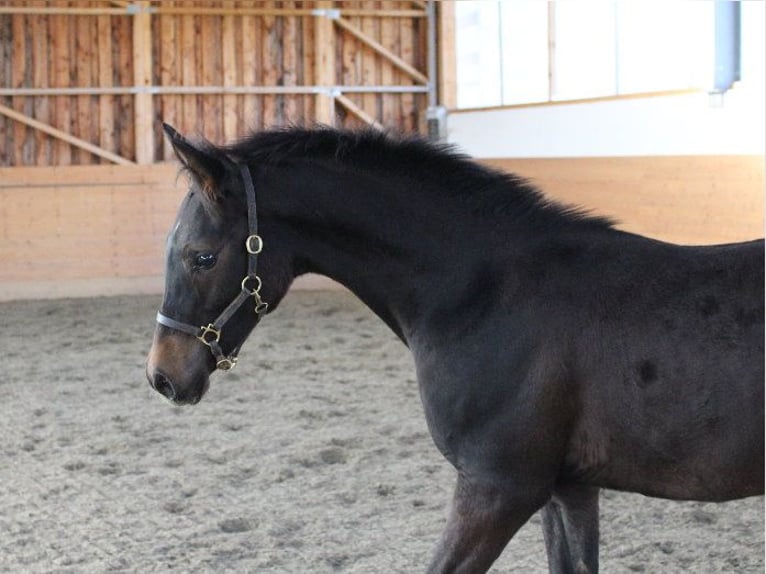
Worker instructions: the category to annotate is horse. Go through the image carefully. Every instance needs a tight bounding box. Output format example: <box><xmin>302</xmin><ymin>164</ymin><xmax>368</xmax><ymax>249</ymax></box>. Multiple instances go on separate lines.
<box><xmin>146</xmin><ymin>123</ymin><xmax>764</xmax><ymax>573</ymax></box>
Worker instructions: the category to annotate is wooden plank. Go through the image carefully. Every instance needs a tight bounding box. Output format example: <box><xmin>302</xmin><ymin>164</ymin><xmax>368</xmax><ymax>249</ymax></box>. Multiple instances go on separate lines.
<box><xmin>399</xmin><ymin>7</ymin><xmax>416</xmax><ymax>130</ymax></box>
<box><xmin>180</xmin><ymin>11</ymin><xmax>197</xmax><ymax>136</ymax></box>
<box><xmin>132</xmin><ymin>0</ymin><xmax>154</xmax><ymax>164</ymax></box>
<box><xmin>482</xmin><ymin>156</ymin><xmax>765</xmax><ymax>245</ymax></box>
<box><xmin>0</xmin><ymin>163</ymin><xmax>185</xmax><ymax>286</ymax></box>
<box><xmin>361</xmin><ymin>1</ymin><xmax>379</xmax><ymax>124</ymax></box>
<box><xmin>282</xmin><ymin>1</ymin><xmax>299</xmax><ymax>124</ymax></box>
<box><xmin>50</xmin><ymin>7</ymin><xmax>70</xmax><ymax>164</ymax></box>
<box><xmin>262</xmin><ymin>9</ymin><xmax>278</xmax><ymax>126</ymax></box>
<box><xmin>240</xmin><ymin>9</ymin><xmax>260</xmax><ymax>129</ymax></box>
<box><xmin>437</xmin><ymin>1</ymin><xmax>456</xmax><ymax>108</ymax></box>
<box><xmin>11</xmin><ymin>11</ymin><xmax>28</xmax><ymax>165</ymax></box>
<box><xmin>0</xmin><ymin>163</ymin><xmax>177</xmax><ymax>187</ymax></box>
<box><xmin>313</xmin><ymin>1</ymin><xmax>336</xmax><ymax>125</ymax></box>
<box><xmin>75</xmin><ymin>14</ymin><xmax>93</xmax><ymax>164</ymax></box>
<box><xmin>158</xmin><ymin>2</ymin><xmax>178</xmax><ymax>160</ymax></box>
<box><xmin>30</xmin><ymin>3</ymin><xmax>50</xmax><ymax>165</ymax></box>
<box><xmin>339</xmin><ymin>7</ymin><xmax>359</xmax><ymax>127</ymax></box>
<box><xmin>301</xmin><ymin>4</ymin><xmax>315</xmax><ymax>124</ymax></box>
<box><xmin>221</xmin><ymin>1</ymin><xmax>238</xmax><ymax>141</ymax></box>
<box><xmin>380</xmin><ymin>5</ymin><xmax>399</xmax><ymax>126</ymax></box>
<box><xmin>114</xmin><ymin>11</ymin><xmax>135</xmax><ymax>161</ymax></box>
<box><xmin>0</xmin><ymin>13</ymin><xmax>9</xmax><ymax>165</ymax></box>
<box><xmin>97</xmin><ymin>14</ymin><xmax>115</xmax><ymax>160</ymax></box>
<box><xmin>200</xmin><ymin>7</ymin><xmax>223</xmax><ymax>141</ymax></box>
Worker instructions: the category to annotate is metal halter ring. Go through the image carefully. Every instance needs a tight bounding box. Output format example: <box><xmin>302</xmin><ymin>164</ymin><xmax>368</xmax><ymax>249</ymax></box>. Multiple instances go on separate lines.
<box><xmin>197</xmin><ymin>323</ymin><xmax>222</xmax><ymax>347</ymax></box>
<box><xmin>246</xmin><ymin>234</ymin><xmax>263</xmax><ymax>254</ymax></box>
<box><xmin>241</xmin><ymin>275</ymin><xmax>262</xmax><ymax>295</ymax></box>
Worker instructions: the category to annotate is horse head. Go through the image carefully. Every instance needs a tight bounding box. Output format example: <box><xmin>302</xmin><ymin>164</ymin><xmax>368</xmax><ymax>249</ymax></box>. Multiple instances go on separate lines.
<box><xmin>146</xmin><ymin>124</ymin><xmax>291</xmax><ymax>404</ymax></box>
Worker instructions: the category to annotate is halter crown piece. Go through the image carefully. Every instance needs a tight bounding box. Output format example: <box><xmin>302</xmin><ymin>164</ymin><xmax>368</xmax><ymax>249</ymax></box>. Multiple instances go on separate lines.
<box><xmin>155</xmin><ymin>164</ymin><xmax>267</xmax><ymax>371</ymax></box>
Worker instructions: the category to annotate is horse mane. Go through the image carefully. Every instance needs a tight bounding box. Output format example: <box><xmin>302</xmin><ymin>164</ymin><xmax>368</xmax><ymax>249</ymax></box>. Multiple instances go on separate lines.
<box><xmin>222</xmin><ymin>126</ymin><xmax>616</xmax><ymax>230</ymax></box>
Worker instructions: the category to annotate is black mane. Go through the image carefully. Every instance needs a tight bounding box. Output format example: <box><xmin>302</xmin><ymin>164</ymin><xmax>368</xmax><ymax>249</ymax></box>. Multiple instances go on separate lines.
<box><xmin>221</xmin><ymin>127</ymin><xmax>615</xmax><ymax>230</ymax></box>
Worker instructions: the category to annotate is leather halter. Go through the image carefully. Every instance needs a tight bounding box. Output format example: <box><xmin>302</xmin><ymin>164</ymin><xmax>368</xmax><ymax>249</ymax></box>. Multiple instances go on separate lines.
<box><xmin>155</xmin><ymin>164</ymin><xmax>267</xmax><ymax>371</ymax></box>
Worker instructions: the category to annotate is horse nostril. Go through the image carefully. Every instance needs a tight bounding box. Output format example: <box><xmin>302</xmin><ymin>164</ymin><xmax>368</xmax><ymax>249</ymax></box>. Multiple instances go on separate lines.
<box><xmin>153</xmin><ymin>372</ymin><xmax>177</xmax><ymax>401</ymax></box>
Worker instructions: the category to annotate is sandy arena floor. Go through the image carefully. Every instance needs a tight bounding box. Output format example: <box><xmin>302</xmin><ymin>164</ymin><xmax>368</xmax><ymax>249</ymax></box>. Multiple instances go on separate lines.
<box><xmin>1</xmin><ymin>290</ymin><xmax>763</xmax><ymax>573</ymax></box>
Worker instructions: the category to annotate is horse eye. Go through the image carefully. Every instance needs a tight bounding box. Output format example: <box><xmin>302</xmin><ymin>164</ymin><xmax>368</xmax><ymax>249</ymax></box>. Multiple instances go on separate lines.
<box><xmin>194</xmin><ymin>253</ymin><xmax>217</xmax><ymax>269</ymax></box>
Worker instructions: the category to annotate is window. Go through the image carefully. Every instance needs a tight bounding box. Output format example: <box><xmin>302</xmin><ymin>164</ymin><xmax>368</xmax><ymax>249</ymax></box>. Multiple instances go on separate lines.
<box><xmin>455</xmin><ymin>2</ymin><xmax>733</xmax><ymax>109</ymax></box>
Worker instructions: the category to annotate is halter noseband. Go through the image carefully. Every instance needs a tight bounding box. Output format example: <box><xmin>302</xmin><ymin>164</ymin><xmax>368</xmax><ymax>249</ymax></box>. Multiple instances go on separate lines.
<box><xmin>156</xmin><ymin>164</ymin><xmax>267</xmax><ymax>371</ymax></box>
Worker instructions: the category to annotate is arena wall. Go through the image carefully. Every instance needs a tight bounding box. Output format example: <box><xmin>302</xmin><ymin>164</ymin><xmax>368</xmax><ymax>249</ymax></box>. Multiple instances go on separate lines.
<box><xmin>1</xmin><ymin>155</ymin><xmax>762</xmax><ymax>301</ymax></box>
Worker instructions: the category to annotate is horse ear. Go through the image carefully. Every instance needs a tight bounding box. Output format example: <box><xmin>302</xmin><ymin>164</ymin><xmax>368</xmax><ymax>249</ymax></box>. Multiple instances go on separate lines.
<box><xmin>162</xmin><ymin>122</ymin><xmax>227</xmax><ymax>201</ymax></box>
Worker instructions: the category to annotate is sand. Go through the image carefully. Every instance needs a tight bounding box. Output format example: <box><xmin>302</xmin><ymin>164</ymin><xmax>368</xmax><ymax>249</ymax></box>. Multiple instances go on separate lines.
<box><xmin>1</xmin><ymin>290</ymin><xmax>762</xmax><ymax>573</ymax></box>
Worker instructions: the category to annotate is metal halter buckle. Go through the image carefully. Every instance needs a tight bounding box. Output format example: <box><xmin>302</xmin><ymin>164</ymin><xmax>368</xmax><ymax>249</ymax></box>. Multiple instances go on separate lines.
<box><xmin>245</xmin><ymin>234</ymin><xmax>263</xmax><ymax>254</ymax></box>
<box><xmin>254</xmin><ymin>296</ymin><xmax>269</xmax><ymax>315</ymax></box>
<box><xmin>216</xmin><ymin>357</ymin><xmax>237</xmax><ymax>371</ymax></box>
<box><xmin>241</xmin><ymin>275</ymin><xmax>269</xmax><ymax>314</ymax></box>
<box><xmin>197</xmin><ymin>323</ymin><xmax>221</xmax><ymax>347</ymax></box>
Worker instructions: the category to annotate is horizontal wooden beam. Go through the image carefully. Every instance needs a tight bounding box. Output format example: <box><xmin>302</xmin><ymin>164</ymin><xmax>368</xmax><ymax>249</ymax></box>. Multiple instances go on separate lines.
<box><xmin>0</xmin><ymin>6</ymin><xmax>426</xmax><ymax>18</ymax></box>
<box><xmin>0</xmin><ymin>163</ymin><xmax>176</xmax><ymax>188</ymax></box>
<box><xmin>0</xmin><ymin>86</ymin><xmax>431</xmax><ymax>97</ymax></box>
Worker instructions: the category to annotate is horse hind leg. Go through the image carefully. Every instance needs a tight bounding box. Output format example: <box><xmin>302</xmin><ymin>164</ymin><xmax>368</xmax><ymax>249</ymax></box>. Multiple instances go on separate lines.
<box><xmin>426</xmin><ymin>473</ymin><xmax>550</xmax><ymax>573</ymax></box>
<box><xmin>541</xmin><ymin>484</ymin><xmax>600</xmax><ymax>574</ymax></box>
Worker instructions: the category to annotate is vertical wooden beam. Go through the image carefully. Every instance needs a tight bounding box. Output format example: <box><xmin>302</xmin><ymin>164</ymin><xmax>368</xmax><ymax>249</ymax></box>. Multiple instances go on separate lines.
<box><xmin>159</xmin><ymin>1</ymin><xmax>178</xmax><ymax>160</ymax></box>
<box><xmin>76</xmin><ymin>14</ymin><xmax>93</xmax><ymax>164</ymax></box>
<box><xmin>31</xmin><ymin>3</ymin><xmax>50</xmax><ymax>165</ymax></box>
<box><xmin>241</xmin><ymin>11</ymin><xmax>259</xmax><ymax>129</ymax></box>
<box><xmin>361</xmin><ymin>1</ymin><xmax>378</xmax><ymax>126</ymax></box>
<box><xmin>11</xmin><ymin>11</ymin><xmax>28</xmax><ymax>165</ymax></box>
<box><xmin>282</xmin><ymin>1</ymin><xmax>299</xmax><ymax>123</ymax></box>
<box><xmin>133</xmin><ymin>0</ymin><xmax>154</xmax><ymax>164</ymax></box>
<box><xmin>221</xmin><ymin>0</ymin><xmax>238</xmax><ymax>141</ymax></box>
<box><xmin>314</xmin><ymin>1</ymin><xmax>336</xmax><ymax>126</ymax></box>
<box><xmin>437</xmin><ymin>1</ymin><xmax>456</xmax><ymax>109</ymax></box>
<box><xmin>98</xmin><ymin>13</ymin><xmax>115</xmax><ymax>161</ymax></box>
<box><xmin>180</xmin><ymin>9</ymin><xmax>196</xmax><ymax>136</ymax></box>
<box><xmin>51</xmin><ymin>5</ymin><xmax>72</xmax><ymax>164</ymax></box>
<box><xmin>261</xmin><ymin>11</ymin><xmax>277</xmax><ymax>126</ymax></box>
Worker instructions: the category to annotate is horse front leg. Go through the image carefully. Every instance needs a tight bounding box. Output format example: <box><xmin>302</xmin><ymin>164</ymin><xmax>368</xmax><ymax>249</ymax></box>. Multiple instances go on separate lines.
<box><xmin>541</xmin><ymin>484</ymin><xmax>600</xmax><ymax>574</ymax></box>
<box><xmin>426</xmin><ymin>473</ymin><xmax>549</xmax><ymax>574</ymax></box>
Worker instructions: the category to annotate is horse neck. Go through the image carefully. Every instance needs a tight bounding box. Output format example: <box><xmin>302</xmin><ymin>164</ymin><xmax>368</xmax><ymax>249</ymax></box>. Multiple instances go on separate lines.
<box><xmin>262</xmin><ymin>159</ymin><xmax>465</xmax><ymax>342</ymax></box>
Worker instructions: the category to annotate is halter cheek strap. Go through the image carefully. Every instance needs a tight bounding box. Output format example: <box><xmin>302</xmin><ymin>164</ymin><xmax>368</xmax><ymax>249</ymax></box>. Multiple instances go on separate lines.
<box><xmin>156</xmin><ymin>164</ymin><xmax>267</xmax><ymax>371</ymax></box>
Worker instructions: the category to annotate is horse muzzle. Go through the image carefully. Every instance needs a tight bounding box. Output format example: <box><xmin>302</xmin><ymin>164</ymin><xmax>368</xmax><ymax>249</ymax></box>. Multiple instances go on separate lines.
<box><xmin>146</xmin><ymin>330</ymin><xmax>213</xmax><ymax>405</ymax></box>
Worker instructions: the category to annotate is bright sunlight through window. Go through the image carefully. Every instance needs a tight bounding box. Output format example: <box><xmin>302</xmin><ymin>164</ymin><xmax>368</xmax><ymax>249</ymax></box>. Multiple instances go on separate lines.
<box><xmin>455</xmin><ymin>1</ymin><xmax>764</xmax><ymax>109</ymax></box>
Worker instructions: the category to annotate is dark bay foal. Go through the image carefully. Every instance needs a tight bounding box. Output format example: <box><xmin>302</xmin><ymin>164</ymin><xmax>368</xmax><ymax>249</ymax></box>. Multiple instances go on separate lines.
<box><xmin>146</xmin><ymin>125</ymin><xmax>764</xmax><ymax>573</ymax></box>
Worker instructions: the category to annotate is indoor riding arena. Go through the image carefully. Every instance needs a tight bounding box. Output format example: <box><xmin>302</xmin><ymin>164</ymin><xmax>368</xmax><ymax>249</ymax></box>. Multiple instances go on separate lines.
<box><xmin>1</xmin><ymin>2</ymin><xmax>763</xmax><ymax>573</ymax></box>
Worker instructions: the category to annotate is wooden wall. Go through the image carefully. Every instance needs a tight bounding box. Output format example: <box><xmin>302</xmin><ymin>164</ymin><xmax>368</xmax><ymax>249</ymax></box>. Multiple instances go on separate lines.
<box><xmin>485</xmin><ymin>155</ymin><xmax>764</xmax><ymax>246</ymax></box>
<box><xmin>0</xmin><ymin>163</ymin><xmax>181</xmax><ymax>300</ymax></box>
<box><xmin>0</xmin><ymin>0</ymin><xmax>430</xmax><ymax>167</ymax></box>
<box><xmin>0</xmin><ymin>155</ymin><xmax>762</xmax><ymax>300</ymax></box>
